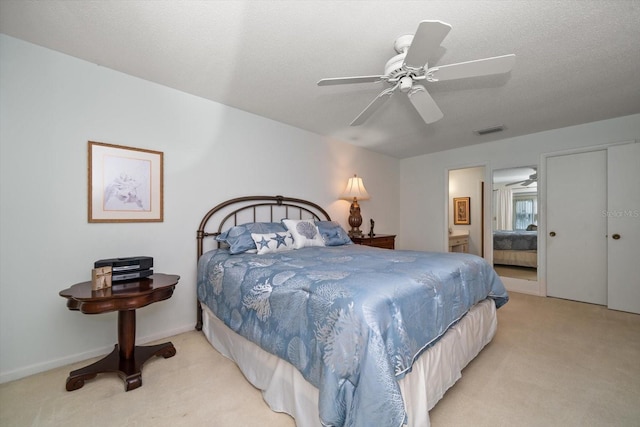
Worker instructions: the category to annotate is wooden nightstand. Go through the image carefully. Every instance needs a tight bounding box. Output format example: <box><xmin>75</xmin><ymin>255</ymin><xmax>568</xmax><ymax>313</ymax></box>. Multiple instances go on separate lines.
<box><xmin>351</xmin><ymin>234</ymin><xmax>396</xmax><ymax>249</ymax></box>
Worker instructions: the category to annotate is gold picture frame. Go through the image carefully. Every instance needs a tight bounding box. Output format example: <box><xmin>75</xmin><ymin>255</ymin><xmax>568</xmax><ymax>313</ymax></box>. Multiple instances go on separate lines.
<box><xmin>88</xmin><ymin>141</ymin><xmax>163</xmax><ymax>223</ymax></box>
<box><xmin>453</xmin><ymin>197</ymin><xmax>470</xmax><ymax>225</ymax></box>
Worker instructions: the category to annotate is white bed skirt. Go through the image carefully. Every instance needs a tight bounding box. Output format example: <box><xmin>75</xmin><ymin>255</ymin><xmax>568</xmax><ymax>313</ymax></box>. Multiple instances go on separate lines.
<box><xmin>201</xmin><ymin>298</ymin><xmax>497</xmax><ymax>427</ymax></box>
<box><xmin>493</xmin><ymin>249</ymin><xmax>537</xmax><ymax>268</ymax></box>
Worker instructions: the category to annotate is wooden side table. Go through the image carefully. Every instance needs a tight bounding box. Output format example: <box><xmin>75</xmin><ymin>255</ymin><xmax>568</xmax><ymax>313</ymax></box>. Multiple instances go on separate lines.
<box><xmin>59</xmin><ymin>273</ymin><xmax>180</xmax><ymax>392</ymax></box>
<box><xmin>351</xmin><ymin>234</ymin><xmax>396</xmax><ymax>249</ymax></box>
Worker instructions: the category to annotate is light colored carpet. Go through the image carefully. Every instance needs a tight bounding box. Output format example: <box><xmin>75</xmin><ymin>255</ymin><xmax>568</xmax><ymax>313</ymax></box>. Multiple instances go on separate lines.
<box><xmin>1</xmin><ymin>292</ymin><xmax>639</xmax><ymax>427</ymax></box>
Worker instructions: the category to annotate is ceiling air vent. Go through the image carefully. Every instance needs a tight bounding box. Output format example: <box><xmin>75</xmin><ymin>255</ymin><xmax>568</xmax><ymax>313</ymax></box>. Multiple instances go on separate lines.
<box><xmin>474</xmin><ymin>125</ymin><xmax>505</xmax><ymax>136</ymax></box>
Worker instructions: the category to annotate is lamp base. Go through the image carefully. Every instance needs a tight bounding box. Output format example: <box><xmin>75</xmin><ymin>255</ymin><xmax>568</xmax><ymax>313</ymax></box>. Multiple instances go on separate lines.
<box><xmin>347</xmin><ymin>199</ymin><xmax>364</xmax><ymax>238</ymax></box>
<box><xmin>348</xmin><ymin>230</ymin><xmax>364</xmax><ymax>238</ymax></box>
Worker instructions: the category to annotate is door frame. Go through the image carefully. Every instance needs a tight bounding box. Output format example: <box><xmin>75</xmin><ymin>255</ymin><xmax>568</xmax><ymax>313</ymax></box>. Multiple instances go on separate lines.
<box><xmin>444</xmin><ymin>163</ymin><xmax>491</xmax><ymax>260</ymax></box>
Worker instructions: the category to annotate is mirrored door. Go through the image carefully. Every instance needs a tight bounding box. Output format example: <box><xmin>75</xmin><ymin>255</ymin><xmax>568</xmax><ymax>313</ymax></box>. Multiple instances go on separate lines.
<box><xmin>492</xmin><ymin>166</ymin><xmax>538</xmax><ymax>282</ymax></box>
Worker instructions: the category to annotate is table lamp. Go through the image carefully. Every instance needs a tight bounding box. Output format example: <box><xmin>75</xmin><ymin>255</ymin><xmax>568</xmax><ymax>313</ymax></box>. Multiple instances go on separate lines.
<box><xmin>341</xmin><ymin>174</ymin><xmax>370</xmax><ymax>237</ymax></box>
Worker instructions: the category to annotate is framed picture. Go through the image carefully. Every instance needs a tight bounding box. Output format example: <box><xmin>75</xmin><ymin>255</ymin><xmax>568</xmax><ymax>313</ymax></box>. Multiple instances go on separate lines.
<box><xmin>88</xmin><ymin>141</ymin><xmax>163</xmax><ymax>223</ymax></box>
<box><xmin>453</xmin><ymin>197</ymin><xmax>471</xmax><ymax>225</ymax></box>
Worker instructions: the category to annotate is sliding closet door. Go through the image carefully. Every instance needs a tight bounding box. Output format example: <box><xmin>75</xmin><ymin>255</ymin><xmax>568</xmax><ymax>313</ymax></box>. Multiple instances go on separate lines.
<box><xmin>546</xmin><ymin>150</ymin><xmax>607</xmax><ymax>305</ymax></box>
<box><xmin>607</xmin><ymin>142</ymin><xmax>640</xmax><ymax>314</ymax></box>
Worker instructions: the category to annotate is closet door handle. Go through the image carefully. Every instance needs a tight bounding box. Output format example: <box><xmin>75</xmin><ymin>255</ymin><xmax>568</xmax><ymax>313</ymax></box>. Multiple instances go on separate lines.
<box><xmin>612</xmin><ymin>233</ymin><xmax>621</xmax><ymax>240</ymax></box>
<box><xmin>549</xmin><ymin>231</ymin><xmax>556</xmax><ymax>237</ymax></box>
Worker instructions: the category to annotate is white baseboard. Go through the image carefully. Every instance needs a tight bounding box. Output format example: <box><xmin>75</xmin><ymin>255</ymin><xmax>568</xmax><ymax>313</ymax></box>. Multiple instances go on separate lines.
<box><xmin>0</xmin><ymin>323</ymin><xmax>195</xmax><ymax>384</ymax></box>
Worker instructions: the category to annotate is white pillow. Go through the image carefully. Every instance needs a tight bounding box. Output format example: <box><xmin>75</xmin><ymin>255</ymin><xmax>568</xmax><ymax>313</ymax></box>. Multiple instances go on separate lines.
<box><xmin>251</xmin><ymin>231</ymin><xmax>296</xmax><ymax>255</ymax></box>
<box><xmin>282</xmin><ymin>219</ymin><xmax>325</xmax><ymax>249</ymax></box>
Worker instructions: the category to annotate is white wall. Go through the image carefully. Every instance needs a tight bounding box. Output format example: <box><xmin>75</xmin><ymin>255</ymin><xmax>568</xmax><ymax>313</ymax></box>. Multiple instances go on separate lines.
<box><xmin>0</xmin><ymin>35</ymin><xmax>400</xmax><ymax>382</ymax></box>
<box><xmin>399</xmin><ymin>113</ymin><xmax>640</xmax><ymax>254</ymax></box>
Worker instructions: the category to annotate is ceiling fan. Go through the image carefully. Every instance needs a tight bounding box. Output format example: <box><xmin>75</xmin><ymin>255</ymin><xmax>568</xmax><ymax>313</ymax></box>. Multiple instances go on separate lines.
<box><xmin>317</xmin><ymin>20</ymin><xmax>516</xmax><ymax>126</ymax></box>
<box><xmin>506</xmin><ymin>170</ymin><xmax>538</xmax><ymax>187</ymax></box>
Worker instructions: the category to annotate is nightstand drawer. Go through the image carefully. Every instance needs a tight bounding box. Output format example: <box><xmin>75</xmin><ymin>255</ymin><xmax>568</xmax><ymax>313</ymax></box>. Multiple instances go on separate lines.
<box><xmin>449</xmin><ymin>236</ymin><xmax>468</xmax><ymax>246</ymax></box>
<box><xmin>351</xmin><ymin>234</ymin><xmax>396</xmax><ymax>249</ymax></box>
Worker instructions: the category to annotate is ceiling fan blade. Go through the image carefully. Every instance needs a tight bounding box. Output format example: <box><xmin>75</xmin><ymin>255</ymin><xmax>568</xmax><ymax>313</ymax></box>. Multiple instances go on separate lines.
<box><xmin>506</xmin><ymin>180</ymin><xmax>525</xmax><ymax>187</ymax></box>
<box><xmin>317</xmin><ymin>75</ymin><xmax>385</xmax><ymax>86</ymax></box>
<box><xmin>350</xmin><ymin>86</ymin><xmax>395</xmax><ymax>126</ymax></box>
<box><xmin>403</xmin><ymin>20</ymin><xmax>452</xmax><ymax>69</ymax></box>
<box><xmin>429</xmin><ymin>54</ymin><xmax>516</xmax><ymax>81</ymax></box>
<box><xmin>407</xmin><ymin>85</ymin><xmax>443</xmax><ymax>124</ymax></box>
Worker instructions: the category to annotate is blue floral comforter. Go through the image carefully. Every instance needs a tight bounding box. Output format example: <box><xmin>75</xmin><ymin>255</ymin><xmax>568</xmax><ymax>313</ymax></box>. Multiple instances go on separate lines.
<box><xmin>197</xmin><ymin>245</ymin><xmax>508</xmax><ymax>427</ymax></box>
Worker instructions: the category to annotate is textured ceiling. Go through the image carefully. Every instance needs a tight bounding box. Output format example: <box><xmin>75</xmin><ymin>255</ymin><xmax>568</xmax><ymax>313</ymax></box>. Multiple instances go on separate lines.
<box><xmin>1</xmin><ymin>1</ymin><xmax>639</xmax><ymax>158</ymax></box>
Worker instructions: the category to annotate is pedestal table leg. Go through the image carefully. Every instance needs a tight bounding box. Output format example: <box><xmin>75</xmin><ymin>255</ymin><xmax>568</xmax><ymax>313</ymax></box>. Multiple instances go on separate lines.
<box><xmin>65</xmin><ymin>309</ymin><xmax>176</xmax><ymax>392</ymax></box>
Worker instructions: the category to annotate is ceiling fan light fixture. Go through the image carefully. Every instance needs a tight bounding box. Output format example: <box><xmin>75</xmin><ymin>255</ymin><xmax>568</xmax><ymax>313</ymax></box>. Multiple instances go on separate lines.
<box><xmin>474</xmin><ymin>125</ymin><xmax>505</xmax><ymax>136</ymax></box>
<box><xmin>317</xmin><ymin>21</ymin><xmax>515</xmax><ymax>127</ymax></box>
<box><xmin>399</xmin><ymin>76</ymin><xmax>413</xmax><ymax>92</ymax></box>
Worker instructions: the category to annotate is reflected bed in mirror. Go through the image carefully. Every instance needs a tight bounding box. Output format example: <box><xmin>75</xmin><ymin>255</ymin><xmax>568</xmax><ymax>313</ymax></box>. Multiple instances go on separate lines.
<box><xmin>492</xmin><ymin>166</ymin><xmax>538</xmax><ymax>281</ymax></box>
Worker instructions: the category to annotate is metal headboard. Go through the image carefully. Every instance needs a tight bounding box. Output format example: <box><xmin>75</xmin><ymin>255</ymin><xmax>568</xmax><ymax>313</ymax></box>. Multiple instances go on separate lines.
<box><xmin>195</xmin><ymin>195</ymin><xmax>331</xmax><ymax>329</ymax></box>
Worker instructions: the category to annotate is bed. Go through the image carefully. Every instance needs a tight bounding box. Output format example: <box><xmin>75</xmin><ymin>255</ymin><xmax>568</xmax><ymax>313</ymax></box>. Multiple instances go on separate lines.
<box><xmin>196</xmin><ymin>196</ymin><xmax>508</xmax><ymax>427</ymax></box>
<box><xmin>492</xmin><ymin>230</ymin><xmax>538</xmax><ymax>268</ymax></box>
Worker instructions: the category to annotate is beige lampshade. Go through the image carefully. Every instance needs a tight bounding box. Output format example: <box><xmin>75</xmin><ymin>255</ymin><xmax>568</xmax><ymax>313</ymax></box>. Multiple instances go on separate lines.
<box><xmin>341</xmin><ymin>175</ymin><xmax>370</xmax><ymax>200</ymax></box>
